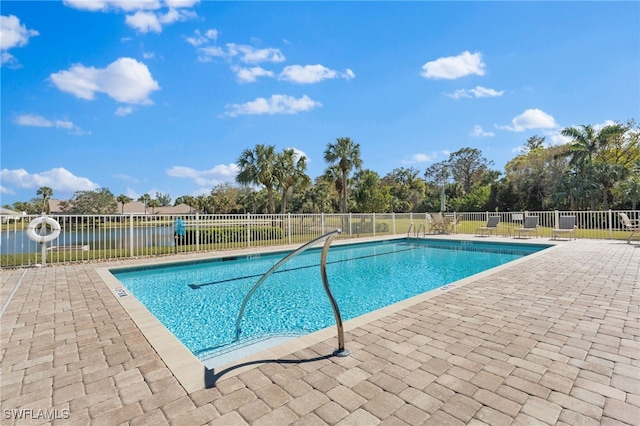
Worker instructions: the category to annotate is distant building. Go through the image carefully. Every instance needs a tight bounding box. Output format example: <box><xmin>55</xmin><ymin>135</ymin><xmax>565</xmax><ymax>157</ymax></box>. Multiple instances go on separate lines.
<box><xmin>47</xmin><ymin>199</ymin><xmax>197</xmax><ymax>215</ymax></box>
<box><xmin>0</xmin><ymin>207</ymin><xmax>23</xmax><ymax>223</ymax></box>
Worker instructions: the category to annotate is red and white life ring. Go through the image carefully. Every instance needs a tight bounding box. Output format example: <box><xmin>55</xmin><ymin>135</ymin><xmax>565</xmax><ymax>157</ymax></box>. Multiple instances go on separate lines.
<box><xmin>26</xmin><ymin>216</ymin><xmax>61</xmax><ymax>244</ymax></box>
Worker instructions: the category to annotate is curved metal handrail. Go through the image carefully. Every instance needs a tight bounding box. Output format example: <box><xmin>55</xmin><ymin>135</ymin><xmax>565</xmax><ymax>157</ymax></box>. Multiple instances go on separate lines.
<box><xmin>234</xmin><ymin>229</ymin><xmax>349</xmax><ymax>356</ymax></box>
<box><xmin>407</xmin><ymin>223</ymin><xmax>414</xmax><ymax>238</ymax></box>
<box><xmin>415</xmin><ymin>223</ymin><xmax>424</xmax><ymax>238</ymax></box>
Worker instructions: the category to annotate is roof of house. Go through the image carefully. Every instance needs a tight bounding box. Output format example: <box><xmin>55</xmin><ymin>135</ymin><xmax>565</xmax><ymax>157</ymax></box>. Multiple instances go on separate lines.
<box><xmin>0</xmin><ymin>207</ymin><xmax>22</xmax><ymax>215</ymax></box>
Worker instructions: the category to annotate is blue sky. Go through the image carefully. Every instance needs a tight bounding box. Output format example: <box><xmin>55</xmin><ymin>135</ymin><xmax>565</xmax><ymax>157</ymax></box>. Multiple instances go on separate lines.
<box><xmin>1</xmin><ymin>1</ymin><xmax>638</xmax><ymax>206</ymax></box>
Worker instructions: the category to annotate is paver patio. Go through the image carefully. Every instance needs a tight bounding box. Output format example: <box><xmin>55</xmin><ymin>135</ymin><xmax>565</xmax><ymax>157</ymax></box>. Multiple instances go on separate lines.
<box><xmin>1</xmin><ymin>237</ymin><xmax>638</xmax><ymax>425</ymax></box>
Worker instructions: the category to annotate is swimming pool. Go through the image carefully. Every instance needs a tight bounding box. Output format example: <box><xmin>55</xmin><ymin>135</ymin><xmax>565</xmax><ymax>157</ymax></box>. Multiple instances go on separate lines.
<box><xmin>111</xmin><ymin>238</ymin><xmax>549</xmax><ymax>364</ymax></box>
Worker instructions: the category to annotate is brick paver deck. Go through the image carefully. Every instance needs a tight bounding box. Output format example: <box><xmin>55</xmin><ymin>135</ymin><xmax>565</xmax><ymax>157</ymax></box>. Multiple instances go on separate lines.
<box><xmin>1</xmin><ymin>237</ymin><xmax>638</xmax><ymax>425</ymax></box>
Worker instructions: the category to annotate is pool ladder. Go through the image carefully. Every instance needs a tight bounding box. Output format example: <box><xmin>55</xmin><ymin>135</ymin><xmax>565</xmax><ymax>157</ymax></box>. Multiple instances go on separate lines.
<box><xmin>234</xmin><ymin>229</ymin><xmax>350</xmax><ymax>357</ymax></box>
<box><xmin>407</xmin><ymin>223</ymin><xmax>424</xmax><ymax>239</ymax></box>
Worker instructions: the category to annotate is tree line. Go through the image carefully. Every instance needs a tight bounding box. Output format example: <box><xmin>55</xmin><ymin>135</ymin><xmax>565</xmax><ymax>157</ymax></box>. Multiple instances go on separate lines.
<box><xmin>6</xmin><ymin>120</ymin><xmax>639</xmax><ymax>215</ymax></box>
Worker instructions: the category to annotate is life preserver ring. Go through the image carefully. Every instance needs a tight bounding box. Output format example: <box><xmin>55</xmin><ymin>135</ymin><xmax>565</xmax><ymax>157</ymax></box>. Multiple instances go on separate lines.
<box><xmin>26</xmin><ymin>216</ymin><xmax>61</xmax><ymax>244</ymax></box>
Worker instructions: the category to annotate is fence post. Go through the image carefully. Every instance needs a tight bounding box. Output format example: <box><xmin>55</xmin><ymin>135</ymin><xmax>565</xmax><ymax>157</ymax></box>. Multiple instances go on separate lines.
<box><xmin>373</xmin><ymin>213</ymin><xmax>376</xmax><ymax>237</ymax></box>
<box><xmin>321</xmin><ymin>213</ymin><xmax>325</xmax><ymax>235</ymax></box>
<box><xmin>349</xmin><ymin>213</ymin><xmax>352</xmax><ymax>235</ymax></box>
<box><xmin>247</xmin><ymin>213</ymin><xmax>251</xmax><ymax>248</ymax></box>
<box><xmin>608</xmin><ymin>209</ymin><xmax>613</xmax><ymax>239</ymax></box>
<box><xmin>392</xmin><ymin>212</ymin><xmax>396</xmax><ymax>234</ymax></box>
<box><xmin>195</xmin><ymin>212</ymin><xmax>200</xmax><ymax>252</ymax></box>
<box><xmin>554</xmin><ymin>210</ymin><xmax>559</xmax><ymax>230</ymax></box>
<box><xmin>287</xmin><ymin>213</ymin><xmax>291</xmax><ymax>244</ymax></box>
<box><xmin>129</xmin><ymin>214</ymin><xmax>134</xmax><ymax>258</ymax></box>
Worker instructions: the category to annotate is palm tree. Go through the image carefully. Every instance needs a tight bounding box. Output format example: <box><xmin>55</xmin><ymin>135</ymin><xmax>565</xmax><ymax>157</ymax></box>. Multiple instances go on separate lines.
<box><xmin>36</xmin><ymin>186</ymin><xmax>53</xmax><ymax>214</ymax></box>
<box><xmin>116</xmin><ymin>194</ymin><xmax>133</xmax><ymax>214</ymax></box>
<box><xmin>323</xmin><ymin>137</ymin><xmax>362</xmax><ymax>213</ymax></box>
<box><xmin>562</xmin><ymin>124</ymin><xmax>599</xmax><ymax>166</ymax></box>
<box><xmin>276</xmin><ymin>149</ymin><xmax>311</xmax><ymax>214</ymax></box>
<box><xmin>137</xmin><ymin>194</ymin><xmax>152</xmax><ymax>214</ymax></box>
<box><xmin>236</xmin><ymin>144</ymin><xmax>278</xmax><ymax>214</ymax></box>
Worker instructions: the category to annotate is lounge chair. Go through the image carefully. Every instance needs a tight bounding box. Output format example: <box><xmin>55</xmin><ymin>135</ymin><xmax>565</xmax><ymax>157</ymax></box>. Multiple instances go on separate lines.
<box><xmin>552</xmin><ymin>216</ymin><xmax>577</xmax><ymax>240</ymax></box>
<box><xmin>514</xmin><ymin>216</ymin><xmax>539</xmax><ymax>238</ymax></box>
<box><xmin>428</xmin><ymin>213</ymin><xmax>449</xmax><ymax>234</ymax></box>
<box><xmin>619</xmin><ymin>212</ymin><xmax>640</xmax><ymax>244</ymax></box>
<box><xmin>476</xmin><ymin>216</ymin><xmax>500</xmax><ymax>236</ymax></box>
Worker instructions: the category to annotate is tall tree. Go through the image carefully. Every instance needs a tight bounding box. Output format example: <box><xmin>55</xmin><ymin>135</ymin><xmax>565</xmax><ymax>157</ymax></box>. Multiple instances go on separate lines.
<box><xmin>353</xmin><ymin>169</ymin><xmax>391</xmax><ymax>212</ymax></box>
<box><xmin>66</xmin><ymin>188</ymin><xmax>117</xmax><ymax>214</ymax></box>
<box><xmin>448</xmin><ymin>148</ymin><xmax>493</xmax><ymax>195</ymax></box>
<box><xmin>323</xmin><ymin>137</ymin><xmax>362</xmax><ymax>213</ymax></box>
<box><xmin>155</xmin><ymin>192</ymin><xmax>172</xmax><ymax>207</ymax></box>
<box><xmin>116</xmin><ymin>194</ymin><xmax>132</xmax><ymax>214</ymax></box>
<box><xmin>36</xmin><ymin>186</ymin><xmax>53</xmax><ymax>214</ymax></box>
<box><xmin>276</xmin><ymin>148</ymin><xmax>311</xmax><ymax>214</ymax></box>
<box><xmin>236</xmin><ymin>144</ymin><xmax>278</xmax><ymax>214</ymax></box>
<box><xmin>137</xmin><ymin>194</ymin><xmax>152</xmax><ymax>214</ymax></box>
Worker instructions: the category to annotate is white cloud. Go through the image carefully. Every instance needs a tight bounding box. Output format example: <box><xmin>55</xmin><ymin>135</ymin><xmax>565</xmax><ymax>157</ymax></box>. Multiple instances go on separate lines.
<box><xmin>15</xmin><ymin>114</ymin><xmax>88</xmax><ymax>134</ymax></box>
<box><xmin>279</xmin><ymin>64</ymin><xmax>355</xmax><ymax>84</ymax></box>
<box><xmin>0</xmin><ymin>167</ymin><xmax>99</xmax><ymax>192</ymax></box>
<box><xmin>196</xmin><ymin>45</ymin><xmax>226</xmax><ymax>62</ymax></box>
<box><xmin>470</xmin><ymin>125</ymin><xmax>495</xmax><ymax>137</ymax></box>
<box><xmin>498</xmin><ymin>108</ymin><xmax>558</xmax><ymax>132</ymax></box>
<box><xmin>63</xmin><ymin>0</ymin><xmax>162</xmax><ymax>12</ymax></box>
<box><xmin>64</xmin><ymin>0</ymin><xmax>197</xmax><ymax>33</ymax></box>
<box><xmin>233</xmin><ymin>66</ymin><xmax>274</xmax><ymax>83</ymax></box>
<box><xmin>115</xmin><ymin>106</ymin><xmax>134</xmax><ymax>116</ymax></box>
<box><xmin>1</xmin><ymin>15</ymin><xmax>39</xmax><ymax>67</ymax></box>
<box><xmin>447</xmin><ymin>85</ymin><xmax>504</xmax><ymax>99</ymax></box>
<box><xmin>1</xmin><ymin>15</ymin><xmax>39</xmax><ymax>50</ymax></box>
<box><xmin>50</xmin><ymin>57</ymin><xmax>160</xmax><ymax>104</ymax></box>
<box><xmin>166</xmin><ymin>164</ymin><xmax>239</xmax><ymax>186</ymax></box>
<box><xmin>185</xmin><ymin>28</ymin><xmax>217</xmax><ymax>46</ymax></box>
<box><xmin>223</xmin><ymin>94</ymin><xmax>321</xmax><ymax>117</ymax></box>
<box><xmin>421</xmin><ymin>51</ymin><xmax>485</xmax><ymax>80</ymax></box>
<box><xmin>226</xmin><ymin>43</ymin><xmax>285</xmax><ymax>64</ymax></box>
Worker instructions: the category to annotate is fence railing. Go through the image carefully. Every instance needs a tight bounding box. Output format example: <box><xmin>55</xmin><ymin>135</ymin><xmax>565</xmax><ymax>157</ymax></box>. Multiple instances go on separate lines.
<box><xmin>1</xmin><ymin>210</ymin><xmax>637</xmax><ymax>268</ymax></box>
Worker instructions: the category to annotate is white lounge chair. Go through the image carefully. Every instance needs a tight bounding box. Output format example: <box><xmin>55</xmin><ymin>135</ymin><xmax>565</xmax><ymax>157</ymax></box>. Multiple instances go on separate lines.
<box><xmin>619</xmin><ymin>212</ymin><xmax>640</xmax><ymax>244</ymax></box>
<box><xmin>476</xmin><ymin>216</ymin><xmax>500</xmax><ymax>236</ymax></box>
<box><xmin>552</xmin><ymin>216</ymin><xmax>577</xmax><ymax>240</ymax></box>
<box><xmin>514</xmin><ymin>216</ymin><xmax>539</xmax><ymax>238</ymax></box>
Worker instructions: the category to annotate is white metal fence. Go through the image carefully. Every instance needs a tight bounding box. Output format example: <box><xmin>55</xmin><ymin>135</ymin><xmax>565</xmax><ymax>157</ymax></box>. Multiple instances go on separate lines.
<box><xmin>1</xmin><ymin>210</ymin><xmax>638</xmax><ymax>268</ymax></box>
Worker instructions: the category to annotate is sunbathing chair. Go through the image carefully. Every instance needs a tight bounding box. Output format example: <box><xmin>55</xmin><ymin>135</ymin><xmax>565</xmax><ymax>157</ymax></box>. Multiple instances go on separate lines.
<box><xmin>619</xmin><ymin>212</ymin><xmax>640</xmax><ymax>244</ymax></box>
<box><xmin>552</xmin><ymin>216</ymin><xmax>577</xmax><ymax>240</ymax></box>
<box><xmin>428</xmin><ymin>213</ymin><xmax>448</xmax><ymax>234</ymax></box>
<box><xmin>476</xmin><ymin>216</ymin><xmax>500</xmax><ymax>236</ymax></box>
<box><xmin>514</xmin><ymin>216</ymin><xmax>539</xmax><ymax>238</ymax></box>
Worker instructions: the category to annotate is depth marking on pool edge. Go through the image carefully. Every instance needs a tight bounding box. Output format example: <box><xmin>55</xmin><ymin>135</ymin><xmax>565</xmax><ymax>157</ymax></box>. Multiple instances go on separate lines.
<box><xmin>113</xmin><ymin>287</ymin><xmax>128</xmax><ymax>297</ymax></box>
<box><xmin>440</xmin><ymin>284</ymin><xmax>456</xmax><ymax>291</ymax></box>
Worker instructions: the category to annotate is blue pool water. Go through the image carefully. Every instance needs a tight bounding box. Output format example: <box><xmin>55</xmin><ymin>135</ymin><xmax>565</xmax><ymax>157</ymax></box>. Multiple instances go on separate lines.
<box><xmin>112</xmin><ymin>238</ymin><xmax>548</xmax><ymax>361</ymax></box>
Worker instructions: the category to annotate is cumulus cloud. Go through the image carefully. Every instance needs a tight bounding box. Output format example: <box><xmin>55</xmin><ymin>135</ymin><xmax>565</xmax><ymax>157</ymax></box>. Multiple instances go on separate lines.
<box><xmin>50</xmin><ymin>57</ymin><xmax>160</xmax><ymax>104</ymax></box>
<box><xmin>232</xmin><ymin>66</ymin><xmax>274</xmax><ymax>83</ymax></box>
<box><xmin>498</xmin><ymin>108</ymin><xmax>558</xmax><ymax>132</ymax></box>
<box><xmin>421</xmin><ymin>51</ymin><xmax>485</xmax><ymax>80</ymax></box>
<box><xmin>223</xmin><ymin>94</ymin><xmax>321</xmax><ymax>117</ymax></box>
<box><xmin>0</xmin><ymin>167</ymin><xmax>99</xmax><ymax>193</ymax></box>
<box><xmin>166</xmin><ymin>164</ymin><xmax>239</xmax><ymax>186</ymax></box>
<box><xmin>401</xmin><ymin>153</ymin><xmax>433</xmax><ymax>165</ymax></box>
<box><xmin>185</xmin><ymin>28</ymin><xmax>217</xmax><ymax>46</ymax></box>
<box><xmin>470</xmin><ymin>125</ymin><xmax>495</xmax><ymax>137</ymax></box>
<box><xmin>447</xmin><ymin>85</ymin><xmax>504</xmax><ymax>99</ymax></box>
<box><xmin>279</xmin><ymin>64</ymin><xmax>355</xmax><ymax>84</ymax></box>
<box><xmin>1</xmin><ymin>15</ymin><xmax>39</xmax><ymax>67</ymax></box>
<box><xmin>126</xmin><ymin>8</ymin><xmax>195</xmax><ymax>33</ymax></box>
<box><xmin>15</xmin><ymin>114</ymin><xmax>88</xmax><ymax>135</ymax></box>
<box><xmin>196</xmin><ymin>45</ymin><xmax>226</xmax><ymax>62</ymax></box>
<box><xmin>226</xmin><ymin>43</ymin><xmax>285</xmax><ymax>64</ymax></box>
<box><xmin>63</xmin><ymin>0</ymin><xmax>198</xmax><ymax>32</ymax></box>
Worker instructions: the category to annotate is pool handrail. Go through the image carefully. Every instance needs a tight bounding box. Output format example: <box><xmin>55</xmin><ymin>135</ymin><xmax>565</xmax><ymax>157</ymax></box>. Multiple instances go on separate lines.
<box><xmin>407</xmin><ymin>223</ymin><xmax>414</xmax><ymax>238</ymax></box>
<box><xmin>233</xmin><ymin>228</ymin><xmax>350</xmax><ymax>356</ymax></box>
<box><xmin>416</xmin><ymin>223</ymin><xmax>424</xmax><ymax>238</ymax></box>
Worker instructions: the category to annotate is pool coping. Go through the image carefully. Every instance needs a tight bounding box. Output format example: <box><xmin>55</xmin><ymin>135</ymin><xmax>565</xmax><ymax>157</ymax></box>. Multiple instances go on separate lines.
<box><xmin>96</xmin><ymin>235</ymin><xmax>559</xmax><ymax>393</ymax></box>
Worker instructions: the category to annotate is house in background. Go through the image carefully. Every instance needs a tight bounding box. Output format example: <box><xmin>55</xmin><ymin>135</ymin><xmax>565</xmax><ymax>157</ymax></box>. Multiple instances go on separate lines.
<box><xmin>0</xmin><ymin>207</ymin><xmax>24</xmax><ymax>223</ymax></box>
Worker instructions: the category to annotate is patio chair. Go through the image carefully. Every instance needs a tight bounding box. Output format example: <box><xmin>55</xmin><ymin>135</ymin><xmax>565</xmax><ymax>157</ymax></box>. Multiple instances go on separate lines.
<box><xmin>514</xmin><ymin>216</ymin><xmax>539</xmax><ymax>238</ymax></box>
<box><xmin>476</xmin><ymin>216</ymin><xmax>500</xmax><ymax>237</ymax></box>
<box><xmin>552</xmin><ymin>216</ymin><xmax>577</xmax><ymax>240</ymax></box>
<box><xmin>428</xmin><ymin>213</ymin><xmax>448</xmax><ymax>234</ymax></box>
<box><xmin>619</xmin><ymin>212</ymin><xmax>640</xmax><ymax>244</ymax></box>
